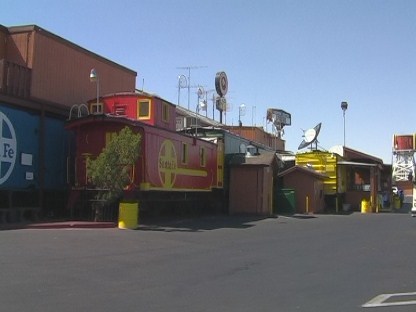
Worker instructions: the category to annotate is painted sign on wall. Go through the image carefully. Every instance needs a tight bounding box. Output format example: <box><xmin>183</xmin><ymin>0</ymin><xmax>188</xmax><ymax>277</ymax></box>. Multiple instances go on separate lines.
<box><xmin>0</xmin><ymin>111</ymin><xmax>17</xmax><ymax>184</ymax></box>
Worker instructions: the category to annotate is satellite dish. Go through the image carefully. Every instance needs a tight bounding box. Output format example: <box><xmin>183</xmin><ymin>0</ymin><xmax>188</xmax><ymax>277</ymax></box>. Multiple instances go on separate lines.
<box><xmin>178</xmin><ymin>75</ymin><xmax>187</xmax><ymax>88</ymax></box>
<box><xmin>298</xmin><ymin>123</ymin><xmax>322</xmax><ymax>150</ymax></box>
<box><xmin>197</xmin><ymin>86</ymin><xmax>205</xmax><ymax>99</ymax></box>
<box><xmin>304</xmin><ymin>128</ymin><xmax>316</xmax><ymax>143</ymax></box>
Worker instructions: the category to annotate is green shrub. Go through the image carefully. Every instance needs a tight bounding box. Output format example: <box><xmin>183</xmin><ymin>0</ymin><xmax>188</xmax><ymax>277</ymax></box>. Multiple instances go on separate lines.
<box><xmin>87</xmin><ymin>126</ymin><xmax>141</xmax><ymax>203</ymax></box>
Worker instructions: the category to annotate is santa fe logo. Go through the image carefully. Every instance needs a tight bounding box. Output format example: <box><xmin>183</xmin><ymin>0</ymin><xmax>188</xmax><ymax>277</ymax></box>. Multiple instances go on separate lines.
<box><xmin>0</xmin><ymin>111</ymin><xmax>17</xmax><ymax>184</ymax></box>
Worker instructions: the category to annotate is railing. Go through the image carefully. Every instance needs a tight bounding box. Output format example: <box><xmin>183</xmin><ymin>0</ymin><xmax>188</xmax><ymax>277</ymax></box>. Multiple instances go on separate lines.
<box><xmin>0</xmin><ymin>59</ymin><xmax>31</xmax><ymax>98</ymax></box>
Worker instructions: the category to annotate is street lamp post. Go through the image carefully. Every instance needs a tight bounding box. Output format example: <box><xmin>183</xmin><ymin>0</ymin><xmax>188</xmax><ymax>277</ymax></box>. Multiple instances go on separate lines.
<box><xmin>341</xmin><ymin>101</ymin><xmax>348</xmax><ymax>146</ymax></box>
<box><xmin>90</xmin><ymin>68</ymin><xmax>99</xmax><ymax>109</ymax></box>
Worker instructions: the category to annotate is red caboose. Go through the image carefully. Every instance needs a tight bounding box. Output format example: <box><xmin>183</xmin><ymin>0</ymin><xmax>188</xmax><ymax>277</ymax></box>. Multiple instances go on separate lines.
<box><xmin>66</xmin><ymin>92</ymin><xmax>223</xmax><ymax>217</ymax></box>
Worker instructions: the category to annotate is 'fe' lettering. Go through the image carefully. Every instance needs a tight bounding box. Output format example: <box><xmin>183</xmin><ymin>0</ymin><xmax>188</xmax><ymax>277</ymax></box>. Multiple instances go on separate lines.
<box><xmin>2</xmin><ymin>143</ymin><xmax>14</xmax><ymax>158</ymax></box>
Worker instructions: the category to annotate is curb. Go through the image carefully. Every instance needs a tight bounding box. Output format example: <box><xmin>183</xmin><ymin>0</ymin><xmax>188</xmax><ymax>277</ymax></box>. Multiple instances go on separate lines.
<box><xmin>1</xmin><ymin>221</ymin><xmax>117</xmax><ymax>230</ymax></box>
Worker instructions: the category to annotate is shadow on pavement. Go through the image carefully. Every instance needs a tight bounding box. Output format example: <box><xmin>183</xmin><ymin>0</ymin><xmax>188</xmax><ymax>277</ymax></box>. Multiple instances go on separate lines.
<box><xmin>393</xmin><ymin>202</ymin><xmax>412</xmax><ymax>214</ymax></box>
<box><xmin>0</xmin><ymin>213</ymin><xmax>277</xmax><ymax>231</ymax></box>
<box><xmin>137</xmin><ymin>214</ymin><xmax>277</xmax><ymax>232</ymax></box>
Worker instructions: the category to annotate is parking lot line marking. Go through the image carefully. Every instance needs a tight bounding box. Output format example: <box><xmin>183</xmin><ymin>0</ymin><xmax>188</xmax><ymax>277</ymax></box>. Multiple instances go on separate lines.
<box><xmin>362</xmin><ymin>292</ymin><xmax>416</xmax><ymax>308</ymax></box>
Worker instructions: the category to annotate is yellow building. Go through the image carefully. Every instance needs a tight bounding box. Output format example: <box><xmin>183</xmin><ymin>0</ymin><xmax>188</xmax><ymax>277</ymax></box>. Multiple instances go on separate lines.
<box><xmin>295</xmin><ymin>150</ymin><xmax>346</xmax><ymax>195</ymax></box>
<box><xmin>292</xmin><ymin>147</ymin><xmax>388</xmax><ymax>212</ymax></box>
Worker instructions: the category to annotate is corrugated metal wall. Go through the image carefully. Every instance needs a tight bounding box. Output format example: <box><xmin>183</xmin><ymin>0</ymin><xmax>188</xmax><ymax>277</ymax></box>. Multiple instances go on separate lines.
<box><xmin>0</xmin><ymin>26</ymin><xmax>7</xmax><ymax>59</ymax></box>
<box><xmin>6</xmin><ymin>32</ymin><xmax>33</xmax><ymax>66</ymax></box>
<box><xmin>4</xmin><ymin>26</ymin><xmax>136</xmax><ymax>108</ymax></box>
<box><xmin>30</xmin><ymin>31</ymin><xmax>136</xmax><ymax>107</ymax></box>
<box><xmin>296</xmin><ymin>151</ymin><xmax>339</xmax><ymax>194</ymax></box>
<box><xmin>226</xmin><ymin>126</ymin><xmax>285</xmax><ymax>151</ymax></box>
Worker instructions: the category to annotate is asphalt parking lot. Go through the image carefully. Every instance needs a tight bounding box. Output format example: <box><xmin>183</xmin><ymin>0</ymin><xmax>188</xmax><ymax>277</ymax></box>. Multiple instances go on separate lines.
<box><xmin>1</xmin><ymin>212</ymin><xmax>416</xmax><ymax>312</ymax></box>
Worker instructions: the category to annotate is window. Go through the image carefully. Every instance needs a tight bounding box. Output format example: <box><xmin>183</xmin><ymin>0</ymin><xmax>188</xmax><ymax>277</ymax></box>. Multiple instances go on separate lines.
<box><xmin>200</xmin><ymin>147</ymin><xmax>206</xmax><ymax>167</ymax></box>
<box><xmin>162</xmin><ymin>102</ymin><xmax>169</xmax><ymax>122</ymax></box>
<box><xmin>182</xmin><ymin>143</ymin><xmax>188</xmax><ymax>164</ymax></box>
<box><xmin>346</xmin><ymin>167</ymin><xmax>371</xmax><ymax>191</ymax></box>
<box><xmin>137</xmin><ymin>100</ymin><xmax>151</xmax><ymax>119</ymax></box>
<box><xmin>90</xmin><ymin>103</ymin><xmax>103</xmax><ymax>114</ymax></box>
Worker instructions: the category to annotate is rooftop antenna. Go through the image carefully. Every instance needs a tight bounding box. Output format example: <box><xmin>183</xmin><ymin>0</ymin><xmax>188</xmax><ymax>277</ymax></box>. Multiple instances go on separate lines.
<box><xmin>202</xmin><ymin>88</ymin><xmax>215</xmax><ymax>118</ymax></box>
<box><xmin>225</xmin><ymin>100</ymin><xmax>233</xmax><ymax>125</ymax></box>
<box><xmin>177</xmin><ymin>65</ymin><xmax>207</xmax><ymax>110</ymax></box>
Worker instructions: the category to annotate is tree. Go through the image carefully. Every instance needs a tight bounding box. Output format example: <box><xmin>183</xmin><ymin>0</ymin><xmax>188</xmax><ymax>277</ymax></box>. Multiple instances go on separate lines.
<box><xmin>87</xmin><ymin>126</ymin><xmax>141</xmax><ymax>204</ymax></box>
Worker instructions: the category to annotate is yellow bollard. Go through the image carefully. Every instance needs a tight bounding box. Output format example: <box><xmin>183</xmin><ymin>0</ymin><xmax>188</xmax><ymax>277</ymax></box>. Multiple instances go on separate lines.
<box><xmin>361</xmin><ymin>199</ymin><xmax>370</xmax><ymax>213</ymax></box>
<box><xmin>118</xmin><ymin>201</ymin><xmax>139</xmax><ymax>229</ymax></box>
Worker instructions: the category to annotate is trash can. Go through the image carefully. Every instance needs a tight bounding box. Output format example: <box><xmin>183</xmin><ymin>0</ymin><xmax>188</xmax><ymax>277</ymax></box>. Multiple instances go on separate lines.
<box><xmin>361</xmin><ymin>199</ymin><xmax>371</xmax><ymax>213</ymax></box>
<box><xmin>118</xmin><ymin>201</ymin><xmax>139</xmax><ymax>229</ymax></box>
<box><xmin>393</xmin><ymin>196</ymin><xmax>401</xmax><ymax>210</ymax></box>
<box><xmin>275</xmin><ymin>189</ymin><xmax>296</xmax><ymax>214</ymax></box>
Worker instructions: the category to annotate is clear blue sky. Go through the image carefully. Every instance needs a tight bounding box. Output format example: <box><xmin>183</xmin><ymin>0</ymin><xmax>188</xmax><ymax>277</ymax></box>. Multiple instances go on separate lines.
<box><xmin>3</xmin><ymin>0</ymin><xmax>416</xmax><ymax>164</ymax></box>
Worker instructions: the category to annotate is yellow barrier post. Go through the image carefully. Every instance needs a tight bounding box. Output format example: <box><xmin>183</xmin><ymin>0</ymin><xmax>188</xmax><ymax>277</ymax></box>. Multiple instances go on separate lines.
<box><xmin>118</xmin><ymin>201</ymin><xmax>139</xmax><ymax>229</ymax></box>
<box><xmin>361</xmin><ymin>199</ymin><xmax>370</xmax><ymax>213</ymax></box>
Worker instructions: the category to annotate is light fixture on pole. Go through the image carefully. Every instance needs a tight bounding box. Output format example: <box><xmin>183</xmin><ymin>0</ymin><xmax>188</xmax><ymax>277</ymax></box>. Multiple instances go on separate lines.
<box><xmin>238</xmin><ymin>103</ymin><xmax>246</xmax><ymax>127</ymax></box>
<box><xmin>90</xmin><ymin>68</ymin><xmax>99</xmax><ymax>109</ymax></box>
<box><xmin>195</xmin><ymin>101</ymin><xmax>207</xmax><ymax>137</ymax></box>
<box><xmin>341</xmin><ymin>101</ymin><xmax>348</xmax><ymax>146</ymax></box>
<box><xmin>197</xmin><ymin>100</ymin><xmax>207</xmax><ymax>114</ymax></box>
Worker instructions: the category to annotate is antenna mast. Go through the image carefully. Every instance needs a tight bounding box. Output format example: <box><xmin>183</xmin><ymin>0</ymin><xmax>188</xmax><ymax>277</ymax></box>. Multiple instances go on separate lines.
<box><xmin>177</xmin><ymin>65</ymin><xmax>207</xmax><ymax>110</ymax></box>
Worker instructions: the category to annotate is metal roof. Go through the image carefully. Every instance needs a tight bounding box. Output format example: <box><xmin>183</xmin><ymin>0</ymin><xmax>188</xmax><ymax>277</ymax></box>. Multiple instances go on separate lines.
<box><xmin>175</xmin><ymin>105</ymin><xmax>223</xmax><ymax>128</ymax></box>
<box><xmin>278</xmin><ymin>165</ymin><xmax>329</xmax><ymax>179</ymax></box>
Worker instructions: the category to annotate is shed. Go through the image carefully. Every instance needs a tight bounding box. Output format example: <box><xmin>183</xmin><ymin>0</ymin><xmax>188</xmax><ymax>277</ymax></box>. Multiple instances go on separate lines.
<box><xmin>329</xmin><ymin>145</ymin><xmax>386</xmax><ymax>212</ymax></box>
<box><xmin>228</xmin><ymin>151</ymin><xmax>278</xmax><ymax>216</ymax></box>
<box><xmin>278</xmin><ymin>165</ymin><xmax>327</xmax><ymax>214</ymax></box>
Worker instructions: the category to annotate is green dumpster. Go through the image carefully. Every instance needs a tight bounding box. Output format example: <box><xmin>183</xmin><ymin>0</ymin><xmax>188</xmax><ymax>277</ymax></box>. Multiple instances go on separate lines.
<box><xmin>275</xmin><ymin>189</ymin><xmax>296</xmax><ymax>214</ymax></box>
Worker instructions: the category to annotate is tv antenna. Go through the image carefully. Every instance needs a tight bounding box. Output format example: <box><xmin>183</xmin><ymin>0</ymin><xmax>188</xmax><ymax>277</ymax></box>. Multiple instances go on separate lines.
<box><xmin>298</xmin><ymin>123</ymin><xmax>322</xmax><ymax>150</ymax></box>
<box><xmin>177</xmin><ymin>65</ymin><xmax>207</xmax><ymax>110</ymax></box>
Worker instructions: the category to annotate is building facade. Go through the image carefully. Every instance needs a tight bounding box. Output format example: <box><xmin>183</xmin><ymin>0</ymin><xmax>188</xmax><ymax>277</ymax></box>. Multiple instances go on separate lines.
<box><xmin>0</xmin><ymin>24</ymin><xmax>136</xmax><ymax>219</ymax></box>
